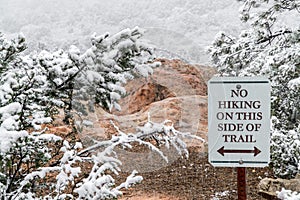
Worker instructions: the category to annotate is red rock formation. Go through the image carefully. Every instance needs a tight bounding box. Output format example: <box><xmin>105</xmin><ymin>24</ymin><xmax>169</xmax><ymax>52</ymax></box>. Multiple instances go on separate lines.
<box><xmin>81</xmin><ymin>59</ymin><xmax>216</xmax><ymax>150</ymax></box>
<box><xmin>114</xmin><ymin>59</ymin><xmax>212</xmax><ymax>115</ymax></box>
<box><xmin>74</xmin><ymin>59</ymin><xmax>216</xmax><ymax>172</ymax></box>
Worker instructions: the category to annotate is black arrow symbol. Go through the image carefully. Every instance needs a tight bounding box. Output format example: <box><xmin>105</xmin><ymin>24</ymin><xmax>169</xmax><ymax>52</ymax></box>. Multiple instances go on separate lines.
<box><xmin>217</xmin><ymin>146</ymin><xmax>261</xmax><ymax>157</ymax></box>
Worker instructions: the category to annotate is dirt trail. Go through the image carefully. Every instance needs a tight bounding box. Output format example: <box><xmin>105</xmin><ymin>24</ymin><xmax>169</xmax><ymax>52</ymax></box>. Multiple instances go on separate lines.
<box><xmin>118</xmin><ymin>148</ymin><xmax>273</xmax><ymax>200</ymax></box>
<box><xmin>120</xmin><ymin>191</ymin><xmax>179</xmax><ymax>200</ymax></box>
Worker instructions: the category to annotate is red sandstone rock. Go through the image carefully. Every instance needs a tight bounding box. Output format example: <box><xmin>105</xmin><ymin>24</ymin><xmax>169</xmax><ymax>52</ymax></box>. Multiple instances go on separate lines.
<box><xmin>114</xmin><ymin>59</ymin><xmax>213</xmax><ymax>115</ymax></box>
<box><xmin>80</xmin><ymin>59</ymin><xmax>216</xmax><ymax>150</ymax></box>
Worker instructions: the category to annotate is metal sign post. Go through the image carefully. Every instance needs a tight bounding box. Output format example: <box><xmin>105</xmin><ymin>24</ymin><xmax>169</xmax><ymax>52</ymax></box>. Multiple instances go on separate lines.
<box><xmin>237</xmin><ymin>167</ymin><xmax>247</xmax><ymax>200</ymax></box>
<box><xmin>208</xmin><ymin>77</ymin><xmax>271</xmax><ymax>199</ymax></box>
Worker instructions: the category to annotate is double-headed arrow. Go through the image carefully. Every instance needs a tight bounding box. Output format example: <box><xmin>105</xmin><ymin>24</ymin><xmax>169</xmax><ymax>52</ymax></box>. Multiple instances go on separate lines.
<box><xmin>217</xmin><ymin>146</ymin><xmax>261</xmax><ymax>157</ymax></box>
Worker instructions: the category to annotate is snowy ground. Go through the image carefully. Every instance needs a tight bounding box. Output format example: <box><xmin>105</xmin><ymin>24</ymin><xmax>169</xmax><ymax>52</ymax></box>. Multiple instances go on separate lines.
<box><xmin>0</xmin><ymin>0</ymin><xmax>246</xmax><ymax>65</ymax></box>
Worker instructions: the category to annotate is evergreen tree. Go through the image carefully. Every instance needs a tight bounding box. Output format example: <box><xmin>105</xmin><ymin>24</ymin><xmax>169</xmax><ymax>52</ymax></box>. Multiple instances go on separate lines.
<box><xmin>208</xmin><ymin>0</ymin><xmax>300</xmax><ymax>178</ymax></box>
<box><xmin>36</xmin><ymin>27</ymin><xmax>159</xmax><ymax>124</ymax></box>
<box><xmin>0</xmin><ymin>28</ymin><xmax>204</xmax><ymax>199</ymax></box>
<box><xmin>0</xmin><ymin>33</ymin><xmax>59</xmax><ymax>199</ymax></box>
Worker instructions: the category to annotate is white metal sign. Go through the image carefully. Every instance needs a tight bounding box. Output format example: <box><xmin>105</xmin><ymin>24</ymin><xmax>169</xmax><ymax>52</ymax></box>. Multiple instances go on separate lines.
<box><xmin>208</xmin><ymin>77</ymin><xmax>270</xmax><ymax>167</ymax></box>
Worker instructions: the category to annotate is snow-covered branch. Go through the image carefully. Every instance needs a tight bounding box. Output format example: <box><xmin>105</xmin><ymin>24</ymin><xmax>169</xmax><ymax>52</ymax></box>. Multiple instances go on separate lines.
<box><xmin>0</xmin><ymin>28</ymin><xmax>204</xmax><ymax>199</ymax></box>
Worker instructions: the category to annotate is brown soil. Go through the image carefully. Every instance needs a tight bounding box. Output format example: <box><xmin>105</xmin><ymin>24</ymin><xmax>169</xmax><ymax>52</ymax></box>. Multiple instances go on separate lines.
<box><xmin>118</xmin><ymin>147</ymin><xmax>273</xmax><ymax>200</ymax></box>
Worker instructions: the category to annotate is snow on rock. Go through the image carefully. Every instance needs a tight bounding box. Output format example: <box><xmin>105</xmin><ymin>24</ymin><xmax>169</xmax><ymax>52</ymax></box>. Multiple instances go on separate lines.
<box><xmin>277</xmin><ymin>188</ymin><xmax>300</xmax><ymax>200</ymax></box>
<box><xmin>259</xmin><ymin>176</ymin><xmax>300</xmax><ymax>199</ymax></box>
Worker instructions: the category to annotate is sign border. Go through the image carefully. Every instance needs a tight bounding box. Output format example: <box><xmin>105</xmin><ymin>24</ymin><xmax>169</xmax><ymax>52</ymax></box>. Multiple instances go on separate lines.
<box><xmin>208</xmin><ymin>76</ymin><xmax>271</xmax><ymax>168</ymax></box>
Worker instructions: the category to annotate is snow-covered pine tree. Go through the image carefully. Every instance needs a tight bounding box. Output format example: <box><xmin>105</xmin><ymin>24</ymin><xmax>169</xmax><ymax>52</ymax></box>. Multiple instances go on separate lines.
<box><xmin>0</xmin><ymin>32</ymin><xmax>61</xmax><ymax>199</ymax></box>
<box><xmin>208</xmin><ymin>0</ymin><xmax>300</xmax><ymax>178</ymax></box>
<box><xmin>36</xmin><ymin>27</ymin><xmax>159</xmax><ymax>124</ymax></box>
<box><xmin>0</xmin><ymin>32</ymin><xmax>26</xmax><ymax>74</ymax></box>
<box><xmin>0</xmin><ymin>28</ymin><xmax>204</xmax><ymax>199</ymax></box>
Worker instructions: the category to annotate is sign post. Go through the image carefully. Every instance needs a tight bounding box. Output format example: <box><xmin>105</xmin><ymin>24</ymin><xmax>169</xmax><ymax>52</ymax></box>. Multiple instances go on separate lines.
<box><xmin>237</xmin><ymin>167</ymin><xmax>247</xmax><ymax>200</ymax></box>
<box><xmin>208</xmin><ymin>77</ymin><xmax>270</xmax><ymax>199</ymax></box>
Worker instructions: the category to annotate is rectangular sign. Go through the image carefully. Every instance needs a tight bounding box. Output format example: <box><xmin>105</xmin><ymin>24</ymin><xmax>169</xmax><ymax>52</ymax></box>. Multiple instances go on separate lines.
<box><xmin>208</xmin><ymin>77</ymin><xmax>270</xmax><ymax>167</ymax></box>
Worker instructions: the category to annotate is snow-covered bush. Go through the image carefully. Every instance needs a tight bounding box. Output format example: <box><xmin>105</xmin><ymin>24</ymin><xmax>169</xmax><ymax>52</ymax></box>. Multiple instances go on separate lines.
<box><xmin>0</xmin><ymin>28</ymin><xmax>203</xmax><ymax>199</ymax></box>
<box><xmin>0</xmin><ymin>33</ymin><xmax>60</xmax><ymax>198</ymax></box>
<box><xmin>208</xmin><ymin>0</ymin><xmax>300</xmax><ymax>178</ymax></box>
<box><xmin>9</xmin><ymin>118</ymin><xmax>203</xmax><ymax>199</ymax></box>
<box><xmin>0</xmin><ymin>131</ymin><xmax>62</xmax><ymax>199</ymax></box>
<box><xmin>271</xmin><ymin>128</ymin><xmax>300</xmax><ymax>178</ymax></box>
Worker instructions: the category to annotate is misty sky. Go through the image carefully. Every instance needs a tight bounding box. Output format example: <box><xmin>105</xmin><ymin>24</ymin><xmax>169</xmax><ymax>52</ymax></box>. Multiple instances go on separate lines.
<box><xmin>0</xmin><ymin>0</ymin><xmax>248</xmax><ymax>64</ymax></box>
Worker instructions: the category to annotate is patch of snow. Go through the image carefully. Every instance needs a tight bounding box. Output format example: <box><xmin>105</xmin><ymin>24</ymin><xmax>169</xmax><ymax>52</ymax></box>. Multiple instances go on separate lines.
<box><xmin>277</xmin><ymin>188</ymin><xmax>300</xmax><ymax>200</ymax></box>
<box><xmin>0</xmin><ymin>128</ymin><xmax>28</xmax><ymax>152</ymax></box>
<box><xmin>211</xmin><ymin>190</ymin><xmax>234</xmax><ymax>200</ymax></box>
